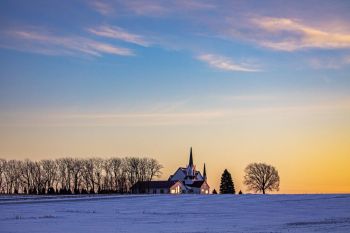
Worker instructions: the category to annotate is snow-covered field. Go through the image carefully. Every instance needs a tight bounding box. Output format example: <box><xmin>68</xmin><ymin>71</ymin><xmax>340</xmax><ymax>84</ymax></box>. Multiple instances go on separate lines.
<box><xmin>1</xmin><ymin>194</ymin><xmax>350</xmax><ymax>233</ymax></box>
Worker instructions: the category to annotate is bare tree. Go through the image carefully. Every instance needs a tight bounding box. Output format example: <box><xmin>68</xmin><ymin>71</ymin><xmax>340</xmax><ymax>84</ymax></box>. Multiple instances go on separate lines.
<box><xmin>0</xmin><ymin>159</ymin><xmax>6</xmax><ymax>193</ymax></box>
<box><xmin>102</xmin><ymin>159</ymin><xmax>114</xmax><ymax>191</ymax></box>
<box><xmin>41</xmin><ymin>159</ymin><xmax>58</xmax><ymax>191</ymax></box>
<box><xmin>139</xmin><ymin>158</ymin><xmax>148</xmax><ymax>182</ymax></box>
<box><xmin>20</xmin><ymin>159</ymin><xmax>35</xmax><ymax>194</ymax></box>
<box><xmin>32</xmin><ymin>161</ymin><xmax>45</xmax><ymax>194</ymax></box>
<box><xmin>125</xmin><ymin>157</ymin><xmax>139</xmax><ymax>189</ymax></box>
<box><xmin>57</xmin><ymin>158</ymin><xmax>68</xmax><ymax>192</ymax></box>
<box><xmin>71</xmin><ymin>159</ymin><xmax>82</xmax><ymax>194</ymax></box>
<box><xmin>244</xmin><ymin>163</ymin><xmax>280</xmax><ymax>194</ymax></box>
<box><xmin>92</xmin><ymin>158</ymin><xmax>103</xmax><ymax>193</ymax></box>
<box><xmin>84</xmin><ymin>158</ymin><xmax>96</xmax><ymax>193</ymax></box>
<box><xmin>118</xmin><ymin>158</ymin><xmax>128</xmax><ymax>193</ymax></box>
<box><xmin>110</xmin><ymin>158</ymin><xmax>122</xmax><ymax>191</ymax></box>
<box><xmin>146</xmin><ymin>158</ymin><xmax>163</xmax><ymax>181</ymax></box>
<box><xmin>4</xmin><ymin>160</ymin><xmax>22</xmax><ymax>194</ymax></box>
<box><xmin>81</xmin><ymin>159</ymin><xmax>93</xmax><ymax>192</ymax></box>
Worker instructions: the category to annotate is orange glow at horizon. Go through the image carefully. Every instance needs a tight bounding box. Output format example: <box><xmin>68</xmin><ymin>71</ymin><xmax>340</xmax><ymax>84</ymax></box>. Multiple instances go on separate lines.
<box><xmin>1</xmin><ymin>106</ymin><xmax>349</xmax><ymax>194</ymax></box>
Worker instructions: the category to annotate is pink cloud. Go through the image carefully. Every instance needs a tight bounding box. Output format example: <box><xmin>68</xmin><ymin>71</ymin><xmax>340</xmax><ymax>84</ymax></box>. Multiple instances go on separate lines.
<box><xmin>251</xmin><ymin>17</ymin><xmax>350</xmax><ymax>51</ymax></box>
<box><xmin>89</xmin><ymin>0</ymin><xmax>114</xmax><ymax>16</ymax></box>
<box><xmin>88</xmin><ymin>25</ymin><xmax>149</xmax><ymax>46</ymax></box>
<box><xmin>1</xmin><ymin>27</ymin><xmax>134</xmax><ymax>57</ymax></box>
<box><xmin>197</xmin><ymin>54</ymin><xmax>260</xmax><ymax>72</ymax></box>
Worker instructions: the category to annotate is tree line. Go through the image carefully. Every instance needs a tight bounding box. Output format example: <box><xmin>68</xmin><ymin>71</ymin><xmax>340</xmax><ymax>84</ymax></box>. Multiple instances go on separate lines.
<box><xmin>0</xmin><ymin>157</ymin><xmax>163</xmax><ymax>195</ymax></box>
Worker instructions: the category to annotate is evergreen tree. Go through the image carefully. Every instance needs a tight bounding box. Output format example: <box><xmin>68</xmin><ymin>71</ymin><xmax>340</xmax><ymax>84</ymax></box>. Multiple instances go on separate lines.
<box><xmin>238</xmin><ymin>190</ymin><xmax>243</xmax><ymax>195</ymax></box>
<box><xmin>219</xmin><ymin>169</ymin><xmax>235</xmax><ymax>194</ymax></box>
<box><xmin>212</xmin><ymin>189</ymin><xmax>217</xmax><ymax>194</ymax></box>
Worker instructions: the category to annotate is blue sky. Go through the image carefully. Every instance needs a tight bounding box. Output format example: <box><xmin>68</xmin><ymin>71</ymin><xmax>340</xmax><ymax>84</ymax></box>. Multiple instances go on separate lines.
<box><xmin>1</xmin><ymin>0</ymin><xmax>350</xmax><ymax>135</ymax></box>
<box><xmin>1</xmin><ymin>0</ymin><xmax>350</xmax><ymax>192</ymax></box>
<box><xmin>1</xmin><ymin>0</ymin><xmax>350</xmax><ymax>115</ymax></box>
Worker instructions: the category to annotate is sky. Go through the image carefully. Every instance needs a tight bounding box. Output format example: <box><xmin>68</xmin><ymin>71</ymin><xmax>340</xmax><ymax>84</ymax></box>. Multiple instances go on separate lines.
<box><xmin>0</xmin><ymin>0</ymin><xmax>350</xmax><ymax>194</ymax></box>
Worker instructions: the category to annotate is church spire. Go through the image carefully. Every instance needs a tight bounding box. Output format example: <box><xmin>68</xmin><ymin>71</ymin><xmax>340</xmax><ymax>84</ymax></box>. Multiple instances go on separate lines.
<box><xmin>189</xmin><ymin>147</ymin><xmax>193</xmax><ymax>167</ymax></box>
<box><xmin>203</xmin><ymin>163</ymin><xmax>207</xmax><ymax>180</ymax></box>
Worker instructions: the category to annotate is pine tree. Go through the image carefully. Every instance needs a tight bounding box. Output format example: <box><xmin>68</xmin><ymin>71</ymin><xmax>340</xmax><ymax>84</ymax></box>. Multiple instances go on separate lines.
<box><xmin>220</xmin><ymin>169</ymin><xmax>235</xmax><ymax>194</ymax></box>
<box><xmin>212</xmin><ymin>189</ymin><xmax>217</xmax><ymax>194</ymax></box>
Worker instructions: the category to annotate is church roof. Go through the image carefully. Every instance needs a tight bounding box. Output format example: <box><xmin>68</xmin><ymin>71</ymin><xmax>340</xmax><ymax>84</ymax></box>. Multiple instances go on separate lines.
<box><xmin>179</xmin><ymin>167</ymin><xmax>187</xmax><ymax>174</ymax></box>
<box><xmin>131</xmin><ymin>180</ymin><xmax>177</xmax><ymax>189</ymax></box>
<box><xmin>187</xmin><ymin>180</ymin><xmax>205</xmax><ymax>188</ymax></box>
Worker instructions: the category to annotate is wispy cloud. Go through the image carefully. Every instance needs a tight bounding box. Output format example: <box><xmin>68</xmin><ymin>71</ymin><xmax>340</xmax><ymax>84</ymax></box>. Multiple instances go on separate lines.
<box><xmin>88</xmin><ymin>25</ymin><xmax>149</xmax><ymax>46</ymax></box>
<box><xmin>3</xmin><ymin>98</ymin><xmax>350</xmax><ymax>127</ymax></box>
<box><xmin>0</xmin><ymin>27</ymin><xmax>134</xmax><ymax>57</ymax></box>
<box><xmin>64</xmin><ymin>111</ymin><xmax>224</xmax><ymax>120</ymax></box>
<box><xmin>0</xmin><ymin>110</ymin><xmax>226</xmax><ymax>127</ymax></box>
<box><xmin>308</xmin><ymin>56</ymin><xmax>350</xmax><ymax>69</ymax></box>
<box><xmin>89</xmin><ymin>0</ymin><xmax>113</xmax><ymax>16</ymax></box>
<box><xmin>251</xmin><ymin>17</ymin><xmax>350</xmax><ymax>51</ymax></box>
<box><xmin>176</xmin><ymin>0</ymin><xmax>216</xmax><ymax>11</ymax></box>
<box><xmin>122</xmin><ymin>1</ymin><xmax>168</xmax><ymax>16</ymax></box>
<box><xmin>123</xmin><ymin>0</ymin><xmax>215</xmax><ymax>16</ymax></box>
<box><xmin>88</xmin><ymin>0</ymin><xmax>216</xmax><ymax>17</ymax></box>
<box><xmin>197</xmin><ymin>54</ymin><xmax>260</xmax><ymax>72</ymax></box>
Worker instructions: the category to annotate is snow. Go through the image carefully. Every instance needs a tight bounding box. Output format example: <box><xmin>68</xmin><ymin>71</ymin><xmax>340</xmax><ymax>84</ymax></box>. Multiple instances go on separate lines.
<box><xmin>1</xmin><ymin>194</ymin><xmax>350</xmax><ymax>233</ymax></box>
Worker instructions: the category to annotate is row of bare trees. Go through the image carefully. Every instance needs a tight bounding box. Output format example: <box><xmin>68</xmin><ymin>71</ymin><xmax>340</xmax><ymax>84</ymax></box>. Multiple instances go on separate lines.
<box><xmin>0</xmin><ymin>157</ymin><xmax>162</xmax><ymax>195</ymax></box>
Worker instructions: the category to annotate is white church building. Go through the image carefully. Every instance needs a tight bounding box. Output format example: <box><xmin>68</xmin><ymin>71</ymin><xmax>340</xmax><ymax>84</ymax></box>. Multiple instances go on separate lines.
<box><xmin>131</xmin><ymin>148</ymin><xmax>210</xmax><ymax>194</ymax></box>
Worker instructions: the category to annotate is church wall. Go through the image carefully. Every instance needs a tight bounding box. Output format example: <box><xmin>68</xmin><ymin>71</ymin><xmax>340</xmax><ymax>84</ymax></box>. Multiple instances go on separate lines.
<box><xmin>200</xmin><ymin>183</ymin><xmax>210</xmax><ymax>194</ymax></box>
<box><xmin>170</xmin><ymin>181</ymin><xmax>185</xmax><ymax>194</ymax></box>
<box><xmin>148</xmin><ymin>188</ymin><xmax>170</xmax><ymax>194</ymax></box>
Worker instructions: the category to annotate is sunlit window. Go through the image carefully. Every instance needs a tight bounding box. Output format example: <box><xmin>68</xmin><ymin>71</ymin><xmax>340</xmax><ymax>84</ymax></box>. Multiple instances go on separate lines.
<box><xmin>170</xmin><ymin>185</ymin><xmax>181</xmax><ymax>194</ymax></box>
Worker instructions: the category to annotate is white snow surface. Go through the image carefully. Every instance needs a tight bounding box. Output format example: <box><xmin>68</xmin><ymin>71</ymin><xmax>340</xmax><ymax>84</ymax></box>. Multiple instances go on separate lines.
<box><xmin>1</xmin><ymin>194</ymin><xmax>350</xmax><ymax>233</ymax></box>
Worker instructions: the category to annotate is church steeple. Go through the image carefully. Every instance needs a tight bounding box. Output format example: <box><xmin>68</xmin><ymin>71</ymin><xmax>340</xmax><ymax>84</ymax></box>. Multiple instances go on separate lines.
<box><xmin>203</xmin><ymin>163</ymin><xmax>207</xmax><ymax>180</ymax></box>
<box><xmin>185</xmin><ymin>147</ymin><xmax>195</xmax><ymax>183</ymax></box>
<box><xmin>189</xmin><ymin>147</ymin><xmax>193</xmax><ymax>167</ymax></box>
